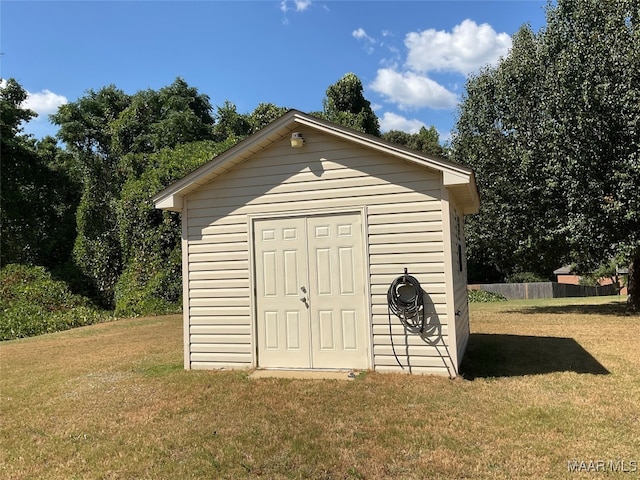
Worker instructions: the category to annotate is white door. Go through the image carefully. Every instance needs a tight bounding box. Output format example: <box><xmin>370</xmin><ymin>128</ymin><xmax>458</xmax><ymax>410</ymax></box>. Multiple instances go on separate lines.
<box><xmin>254</xmin><ymin>213</ymin><xmax>368</xmax><ymax>369</ymax></box>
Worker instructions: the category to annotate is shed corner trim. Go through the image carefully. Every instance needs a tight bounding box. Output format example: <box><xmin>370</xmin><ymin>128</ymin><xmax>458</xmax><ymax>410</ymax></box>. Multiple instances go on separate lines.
<box><xmin>154</xmin><ymin>194</ymin><xmax>183</xmax><ymax>212</ymax></box>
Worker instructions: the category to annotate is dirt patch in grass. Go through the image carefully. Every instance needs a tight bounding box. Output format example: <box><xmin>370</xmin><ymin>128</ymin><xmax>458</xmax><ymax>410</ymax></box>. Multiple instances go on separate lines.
<box><xmin>2</xmin><ymin>299</ymin><xmax>639</xmax><ymax>479</ymax></box>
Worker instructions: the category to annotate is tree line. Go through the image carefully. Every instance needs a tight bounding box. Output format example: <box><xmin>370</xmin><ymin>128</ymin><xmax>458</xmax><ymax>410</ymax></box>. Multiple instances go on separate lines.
<box><xmin>1</xmin><ymin>73</ymin><xmax>444</xmax><ymax>319</ymax></box>
<box><xmin>2</xmin><ymin>0</ymin><xmax>639</xmax><ymax>319</ymax></box>
<box><xmin>450</xmin><ymin>0</ymin><xmax>639</xmax><ymax>311</ymax></box>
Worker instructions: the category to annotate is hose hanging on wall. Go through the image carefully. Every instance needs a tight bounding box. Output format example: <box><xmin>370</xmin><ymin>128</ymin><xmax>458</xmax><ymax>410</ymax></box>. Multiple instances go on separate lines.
<box><xmin>387</xmin><ymin>268</ymin><xmax>425</xmax><ymax>368</ymax></box>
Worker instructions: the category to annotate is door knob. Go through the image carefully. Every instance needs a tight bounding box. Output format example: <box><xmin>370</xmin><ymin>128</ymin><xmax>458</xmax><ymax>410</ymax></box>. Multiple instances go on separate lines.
<box><xmin>299</xmin><ymin>295</ymin><xmax>307</xmax><ymax>303</ymax></box>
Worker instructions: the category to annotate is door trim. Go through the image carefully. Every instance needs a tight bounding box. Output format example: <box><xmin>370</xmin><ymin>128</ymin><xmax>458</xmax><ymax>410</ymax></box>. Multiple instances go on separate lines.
<box><xmin>248</xmin><ymin>207</ymin><xmax>372</xmax><ymax>370</ymax></box>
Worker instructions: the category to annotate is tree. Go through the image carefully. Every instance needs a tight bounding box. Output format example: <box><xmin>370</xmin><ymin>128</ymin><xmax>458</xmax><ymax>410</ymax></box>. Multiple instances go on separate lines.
<box><xmin>51</xmin><ymin>78</ymin><xmax>217</xmax><ymax>307</ymax></box>
<box><xmin>1</xmin><ymin>79</ymin><xmax>80</xmax><ymax>269</ymax></box>
<box><xmin>320</xmin><ymin>73</ymin><xmax>380</xmax><ymax>136</ymax></box>
<box><xmin>212</xmin><ymin>100</ymin><xmax>251</xmax><ymax>142</ymax></box>
<box><xmin>248</xmin><ymin>103</ymin><xmax>288</xmax><ymax>134</ymax></box>
<box><xmin>382</xmin><ymin>126</ymin><xmax>445</xmax><ymax>157</ymax></box>
<box><xmin>452</xmin><ymin>0</ymin><xmax>640</xmax><ymax>311</ymax></box>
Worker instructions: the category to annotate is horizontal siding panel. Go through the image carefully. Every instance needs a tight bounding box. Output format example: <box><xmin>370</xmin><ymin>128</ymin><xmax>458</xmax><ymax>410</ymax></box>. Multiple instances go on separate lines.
<box><xmin>189</xmin><ymin>233</ymin><xmax>247</xmax><ymax>245</ymax></box>
<box><xmin>372</xmin><ymin>325</ymin><xmax>449</xmax><ymax>339</ymax></box>
<box><xmin>189</xmin><ymin>260</ymin><xmax>248</xmax><ymax>271</ymax></box>
<box><xmin>371</xmin><ymin>273</ymin><xmax>445</xmax><ymax>286</ymax></box>
<box><xmin>187</xmin><ymin>192</ymin><xmax>436</xmax><ymax>219</ymax></box>
<box><xmin>190</xmin><ymin>316</ymin><xmax>251</xmax><ymax>326</ymax></box>
<box><xmin>373</xmin><ymin>349</ymin><xmax>454</xmax><ymax>366</ymax></box>
<box><xmin>189</xmin><ymin>270</ymin><xmax>249</xmax><ymax>281</ymax></box>
<box><xmin>369</xmin><ymin>242</ymin><xmax>443</xmax><ymax>255</ymax></box>
<box><xmin>372</xmin><ymin>293</ymin><xmax>447</xmax><ymax>306</ymax></box>
<box><xmin>189</xmin><ymin>288</ymin><xmax>250</xmax><ymax>298</ymax></box>
<box><xmin>368</xmin><ymin>201</ymin><xmax>441</xmax><ymax>215</ymax></box>
<box><xmin>188</xmin><ymin>211</ymin><xmax>246</xmax><ymax>224</ymax></box>
<box><xmin>190</xmin><ymin>325</ymin><xmax>251</xmax><ymax>335</ymax></box>
<box><xmin>189</xmin><ymin>251</ymin><xmax>248</xmax><ymax>263</ymax></box>
<box><xmin>369</xmin><ymin>232</ymin><xmax>443</xmax><ymax>245</ymax></box>
<box><xmin>187</xmin><ymin>183</ymin><xmax>440</xmax><ymax>211</ymax></box>
<box><xmin>191</xmin><ymin>163</ymin><xmax>437</xmax><ymax>199</ymax></box>
<box><xmin>372</xmin><ymin>304</ymin><xmax>448</xmax><ymax>316</ymax></box>
<box><xmin>188</xmin><ymin>152</ymin><xmax>440</xmax><ymax>197</ymax></box>
<box><xmin>189</xmin><ymin>279</ymin><xmax>250</xmax><ymax>289</ymax></box>
<box><xmin>190</xmin><ymin>362</ymin><xmax>251</xmax><ymax>370</ymax></box>
<box><xmin>189</xmin><ymin>242</ymin><xmax>248</xmax><ymax>254</ymax></box>
<box><xmin>201</xmin><ymin>171</ymin><xmax>442</xmax><ymax>199</ymax></box>
<box><xmin>374</xmin><ymin>361</ymin><xmax>452</xmax><ymax>374</ymax></box>
<box><xmin>367</xmin><ymin>211</ymin><xmax>442</xmax><ymax>225</ymax></box>
<box><xmin>370</xmin><ymin>263</ymin><xmax>445</xmax><ymax>275</ymax></box>
<box><xmin>190</xmin><ymin>353</ymin><xmax>252</xmax><ymax>363</ymax></box>
<box><xmin>371</xmin><ymin>283</ymin><xmax>446</xmax><ymax>295</ymax></box>
<box><xmin>369</xmin><ymin>252</ymin><xmax>444</xmax><ymax>265</ymax></box>
<box><xmin>189</xmin><ymin>223</ymin><xmax>247</xmax><ymax>237</ymax></box>
<box><xmin>191</xmin><ymin>343</ymin><xmax>252</xmax><ymax>353</ymax></box>
<box><xmin>190</xmin><ymin>306</ymin><xmax>250</xmax><ymax>316</ymax></box>
<box><xmin>368</xmin><ymin>222</ymin><xmax>443</xmax><ymax>235</ymax></box>
<box><xmin>189</xmin><ymin>297</ymin><xmax>250</xmax><ymax>307</ymax></box>
<box><xmin>190</xmin><ymin>334</ymin><xmax>250</xmax><ymax>344</ymax></box>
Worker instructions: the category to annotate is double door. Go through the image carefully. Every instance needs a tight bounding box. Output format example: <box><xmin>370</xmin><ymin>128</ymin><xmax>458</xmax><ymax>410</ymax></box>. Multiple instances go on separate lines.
<box><xmin>254</xmin><ymin>213</ymin><xmax>368</xmax><ymax>369</ymax></box>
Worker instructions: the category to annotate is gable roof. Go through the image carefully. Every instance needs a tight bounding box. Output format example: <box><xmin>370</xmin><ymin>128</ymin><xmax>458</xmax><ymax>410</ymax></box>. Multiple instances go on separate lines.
<box><xmin>153</xmin><ymin>110</ymin><xmax>480</xmax><ymax>214</ymax></box>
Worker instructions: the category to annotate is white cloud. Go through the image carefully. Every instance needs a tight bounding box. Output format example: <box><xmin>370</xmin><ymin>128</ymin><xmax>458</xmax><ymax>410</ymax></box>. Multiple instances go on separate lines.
<box><xmin>405</xmin><ymin>19</ymin><xmax>511</xmax><ymax>75</ymax></box>
<box><xmin>294</xmin><ymin>0</ymin><xmax>311</xmax><ymax>11</ymax></box>
<box><xmin>352</xmin><ymin>27</ymin><xmax>377</xmax><ymax>54</ymax></box>
<box><xmin>23</xmin><ymin>88</ymin><xmax>68</xmax><ymax>116</ymax></box>
<box><xmin>367</xmin><ymin>19</ymin><xmax>510</xmax><ymax>114</ymax></box>
<box><xmin>379</xmin><ymin>112</ymin><xmax>426</xmax><ymax>134</ymax></box>
<box><xmin>281</xmin><ymin>0</ymin><xmax>311</xmax><ymax>13</ymax></box>
<box><xmin>370</xmin><ymin>68</ymin><xmax>458</xmax><ymax>110</ymax></box>
<box><xmin>0</xmin><ymin>80</ymin><xmax>67</xmax><ymax>118</ymax></box>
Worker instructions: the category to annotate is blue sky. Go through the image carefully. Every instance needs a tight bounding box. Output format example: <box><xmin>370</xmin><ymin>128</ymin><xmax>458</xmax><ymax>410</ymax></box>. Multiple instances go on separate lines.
<box><xmin>1</xmin><ymin>0</ymin><xmax>548</xmax><ymax>142</ymax></box>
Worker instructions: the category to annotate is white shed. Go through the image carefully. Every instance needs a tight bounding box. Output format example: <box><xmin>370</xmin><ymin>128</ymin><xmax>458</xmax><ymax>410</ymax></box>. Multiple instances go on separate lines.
<box><xmin>153</xmin><ymin>110</ymin><xmax>479</xmax><ymax>376</ymax></box>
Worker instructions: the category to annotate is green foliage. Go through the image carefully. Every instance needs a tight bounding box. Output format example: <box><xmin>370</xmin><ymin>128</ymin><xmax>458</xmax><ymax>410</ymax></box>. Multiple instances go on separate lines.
<box><xmin>452</xmin><ymin>0</ymin><xmax>640</xmax><ymax>293</ymax></box>
<box><xmin>321</xmin><ymin>73</ymin><xmax>380</xmax><ymax>136</ymax></box>
<box><xmin>248</xmin><ymin>103</ymin><xmax>288</xmax><ymax>134</ymax></box>
<box><xmin>467</xmin><ymin>289</ymin><xmax>507</xmax><ymax>303</ymax></box>
<box><xmin>0</xmin><ymin>264</ymin><xmax>108</xmax><ymax>340</ymax></box>
<box><xmin>114</xmin><ymin>140</ymin><xmax>235</xmax><ymax>317</ymax></box>
<box><xmin>506</xmin><ymin>272</ymin><xmax>550</xmax><ymax>283</ymax></box>
<box><xmin>1</xmin><ymin>79</ymin><xmax>81</xmax><ymax>269</ymax></box>
<box><xmin>382</xmin><ymin>126</ymin><xmax>445</xmax><ymax>157</ymax></box>
<box><xmin>52</xmin><ymin>79</ymin><xmax>219</xmax><ymax>309</ymax></box>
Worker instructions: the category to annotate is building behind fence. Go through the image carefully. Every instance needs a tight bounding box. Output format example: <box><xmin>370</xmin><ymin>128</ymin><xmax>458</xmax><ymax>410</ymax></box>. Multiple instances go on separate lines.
<box><xmin>468</xmin><ymin>282</ymin><xmax>618</xmax><ymax>300</ymax></box>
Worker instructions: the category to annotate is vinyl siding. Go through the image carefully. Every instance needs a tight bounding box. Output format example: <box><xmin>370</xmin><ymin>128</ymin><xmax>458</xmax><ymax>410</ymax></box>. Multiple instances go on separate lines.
<box><xmin>183</xmin><ymin>127</ymin><xmax>453</xmax><ymax>374</ymax></box>
<box><xmin>451</xmin><ymin>202</ymin><xmax>471</xmax><ymax>368</ymax></box>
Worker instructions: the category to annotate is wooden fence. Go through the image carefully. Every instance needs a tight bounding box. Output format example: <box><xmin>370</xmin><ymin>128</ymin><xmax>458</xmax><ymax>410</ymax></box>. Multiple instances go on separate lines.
<box><xmin>468</xmin><ymin>282</ymin><xmax>618</xmax><ymax>300</ymax></box>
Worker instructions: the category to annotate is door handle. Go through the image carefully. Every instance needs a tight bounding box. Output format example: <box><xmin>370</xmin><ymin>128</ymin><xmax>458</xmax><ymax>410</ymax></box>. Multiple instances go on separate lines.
<box><xmin>299</xmin><ymin>286</ymin><xmax>308</xmax><ymax>305</ymax></box>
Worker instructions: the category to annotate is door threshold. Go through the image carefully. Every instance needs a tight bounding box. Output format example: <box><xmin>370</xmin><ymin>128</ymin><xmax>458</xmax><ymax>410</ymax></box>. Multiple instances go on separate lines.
<box><xmin>249</xmin><ymin>368</ymin><xmax>360</xmax><ymax>380</ymax></box>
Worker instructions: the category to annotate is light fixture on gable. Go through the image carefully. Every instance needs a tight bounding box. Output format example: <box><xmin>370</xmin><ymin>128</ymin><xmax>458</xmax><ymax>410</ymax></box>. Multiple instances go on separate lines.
<box><xmin>290</xmin><ymin>132</ymin><xmax>305</xmax><ymax>148</ymax></box>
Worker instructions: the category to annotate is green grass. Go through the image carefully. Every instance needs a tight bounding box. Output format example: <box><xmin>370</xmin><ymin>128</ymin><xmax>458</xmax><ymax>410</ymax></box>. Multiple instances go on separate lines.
<box><xmin>1</xmin><ymin>297</ymin><xmax>638</xmax><ymax>479</ymax></box>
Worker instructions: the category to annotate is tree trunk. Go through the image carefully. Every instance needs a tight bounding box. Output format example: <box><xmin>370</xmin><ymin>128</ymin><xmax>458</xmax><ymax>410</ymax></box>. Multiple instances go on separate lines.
<box><xmin>627</xmin><ymin>255</ymin><xmax>640</xmax><ymax>314</ymax></box>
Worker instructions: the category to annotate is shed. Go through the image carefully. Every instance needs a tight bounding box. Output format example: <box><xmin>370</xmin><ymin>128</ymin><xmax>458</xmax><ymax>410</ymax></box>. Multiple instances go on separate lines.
<box><xmin>153</xmin><ymin>110</ymin><xmax>480</xmax><ymax>376</ymax></box>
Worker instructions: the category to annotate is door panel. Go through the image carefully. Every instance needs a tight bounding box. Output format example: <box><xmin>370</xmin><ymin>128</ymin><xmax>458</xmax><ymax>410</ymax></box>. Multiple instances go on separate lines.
<box><xmin>255</xmin><ymin>213</ymin><xmax>368</xmax><ymax>369</ymax></box>
<box><xmin>307</xmin><ymin>214</ymin><xmax>368</xmax><ymax>369</ymax></box>
<box><xmin>255</xmin><ymin>218</ymin><xmax>310</xmax><ymax>368</ymax></box>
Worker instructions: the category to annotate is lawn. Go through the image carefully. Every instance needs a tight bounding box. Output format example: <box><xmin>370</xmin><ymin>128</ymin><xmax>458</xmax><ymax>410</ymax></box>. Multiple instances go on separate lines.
<box><xmin>1</xmin><ymin>297</ymin><xmax>638</xmax><ymax>479</ymax></box>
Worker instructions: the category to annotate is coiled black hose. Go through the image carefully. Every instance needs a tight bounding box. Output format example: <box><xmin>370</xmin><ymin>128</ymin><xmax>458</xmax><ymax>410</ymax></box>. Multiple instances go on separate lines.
<box><xmin>387</xmin><ymin>271</ymin><xmax>425</xmax><ymax>368</ymax></box>
<box><xmin>387</xmin><ymin>273</ymin><xmax>424</xmax><ymax>330</ymax></box>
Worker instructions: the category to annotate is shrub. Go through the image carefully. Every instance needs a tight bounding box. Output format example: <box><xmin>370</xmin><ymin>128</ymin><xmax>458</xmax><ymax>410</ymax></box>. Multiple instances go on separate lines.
<box><xmin>506</xmin><ymin>272</ymin><xmax>550</xmax><ymax>283</ymax></box>
<box><xmin>0</xmin><ymin>264</ymin><xmax>109</xmax><ymax>340</ymax></box>
<box><xmin>468</xmin><ymin>289</ymin><xmax>507</xmax><ymax>303</ymax></box>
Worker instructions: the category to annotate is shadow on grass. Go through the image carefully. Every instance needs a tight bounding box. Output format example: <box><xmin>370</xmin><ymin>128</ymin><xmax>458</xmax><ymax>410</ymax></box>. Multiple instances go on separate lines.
<box><xmin>460</xmin><ymin>334</ymin><xmax>609</xmax><ymax>380</ymax></box>
<box><xmin>505</xmin><ymin>300</ymin><xmax>628</xmax><ymax>317</ymax></box>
